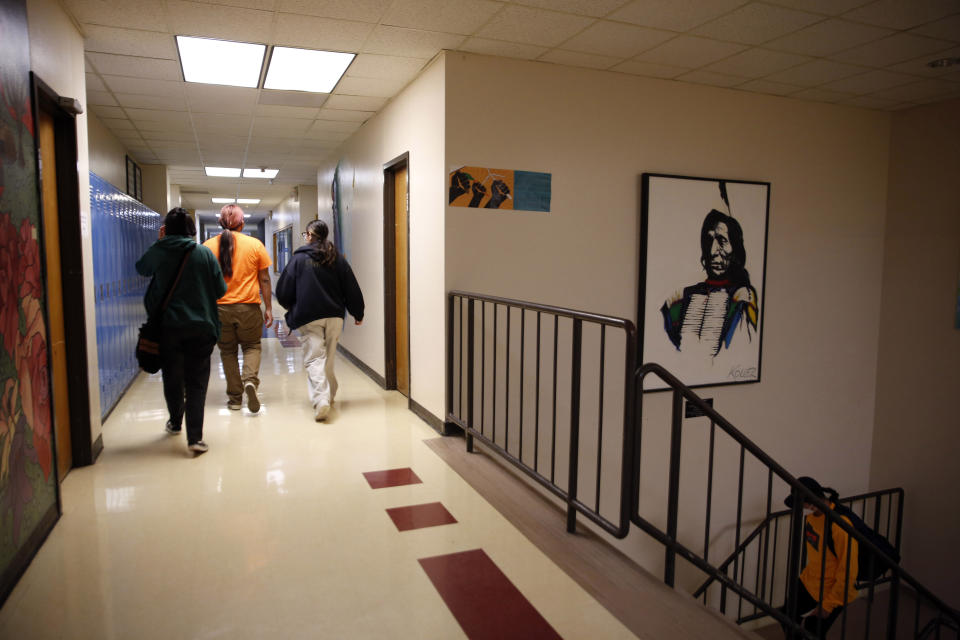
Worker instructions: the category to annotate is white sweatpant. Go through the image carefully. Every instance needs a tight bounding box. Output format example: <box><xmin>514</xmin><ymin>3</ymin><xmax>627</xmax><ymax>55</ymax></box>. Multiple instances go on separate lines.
<box><xmin>298</xmin><ymin>317</ymin><xmax>343</xmax><ymax>410</ymax></box>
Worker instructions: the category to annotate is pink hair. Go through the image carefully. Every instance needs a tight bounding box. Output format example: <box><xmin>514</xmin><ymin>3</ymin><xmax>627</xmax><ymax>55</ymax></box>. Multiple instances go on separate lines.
<box><xmin>219</xmin><ymin>204</ymin><xmax>244</xmax><ymax>230</ymax></box>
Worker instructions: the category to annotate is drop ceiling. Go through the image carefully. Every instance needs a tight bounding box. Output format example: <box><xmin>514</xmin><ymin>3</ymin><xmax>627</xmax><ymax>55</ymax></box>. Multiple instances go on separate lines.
<box><xmin>70</xmin><ymin>0</ymin><xmax>960</xmax><ymax>217</ymax></box>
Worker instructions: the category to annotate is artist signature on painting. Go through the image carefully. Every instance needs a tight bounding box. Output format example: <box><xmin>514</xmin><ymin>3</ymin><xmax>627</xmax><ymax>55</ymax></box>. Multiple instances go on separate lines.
<box><xmin>728</xmin><ymin>365</ymin><xmax>758</xmax><ymax>380</ymax></box>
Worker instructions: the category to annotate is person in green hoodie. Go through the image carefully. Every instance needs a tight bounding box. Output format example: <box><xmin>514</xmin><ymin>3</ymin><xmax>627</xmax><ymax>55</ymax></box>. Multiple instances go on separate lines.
<box><xmin>136</xmin><ymin>208</ymin><xmax>227</xmax><ymax>454</ymax></box>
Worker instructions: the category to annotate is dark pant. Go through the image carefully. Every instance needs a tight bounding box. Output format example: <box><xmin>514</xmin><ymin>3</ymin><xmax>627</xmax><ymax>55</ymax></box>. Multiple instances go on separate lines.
<box><xmin>161</xmin><ymin>327</ymin><xmax>216</xmax><ymax>444</ymax></box>
<box><xmin>779</xmin><ymin>580</ymin><xmax>845</xmax><ymax>639</ymax></box>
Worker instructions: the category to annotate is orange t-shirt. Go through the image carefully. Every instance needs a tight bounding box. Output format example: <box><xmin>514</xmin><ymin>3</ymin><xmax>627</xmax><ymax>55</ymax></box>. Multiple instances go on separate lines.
<box><xmin>203</xmin><ymin>232</ymin><xmax>272</xmax><ymax>305</ymax></box>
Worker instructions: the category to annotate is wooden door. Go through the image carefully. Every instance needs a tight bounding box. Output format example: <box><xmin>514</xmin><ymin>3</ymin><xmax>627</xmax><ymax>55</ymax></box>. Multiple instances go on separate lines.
<box><xmin>394</xmin><ymin>166</ymin><xmax>409</xmax><ymax>396</ymax></box>
<box><xmin>38</xmin><ymin>110</ymin><xmax>71</xmax><ymax>480</ymax></box>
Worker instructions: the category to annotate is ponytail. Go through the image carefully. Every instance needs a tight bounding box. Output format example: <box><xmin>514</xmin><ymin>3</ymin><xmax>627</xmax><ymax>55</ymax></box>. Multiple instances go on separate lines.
<box><xmin>217</xmin><ymin>203</ymin><xmax>244</xmax><ymax>278</ymax></box>
<box><xmin>305</xmin><ymin>219</ymin><xmax>337</xmax><ymax>266</ymax></box>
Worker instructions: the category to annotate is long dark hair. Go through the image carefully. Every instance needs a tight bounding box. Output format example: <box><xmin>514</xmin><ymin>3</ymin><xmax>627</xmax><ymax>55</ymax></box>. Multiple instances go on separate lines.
<box><xmin>218</xmin><ymin>204</ymin><xmax>244</xmax><ymax>277</ymax></box>
<box><xmin>305</xmin><ymin>219</ymin><xmax>337</xmax><ymax>266</ymax></box>
<box><xmin>164</xmin><ymin>207</ymin><xmax>196</xmax><ymax>236</ymax></box>
<box><xmin>700</xmin><ymin>209</ymin><xmax>751</xmax><ymax>288</ymax></box>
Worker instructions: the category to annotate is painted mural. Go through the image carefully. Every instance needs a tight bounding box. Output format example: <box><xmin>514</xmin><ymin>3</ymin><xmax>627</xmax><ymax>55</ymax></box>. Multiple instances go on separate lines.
<box><xmin>0</xmin><ymin>0</ymin><xmax>59</xmax><ymax>602</ymax></box>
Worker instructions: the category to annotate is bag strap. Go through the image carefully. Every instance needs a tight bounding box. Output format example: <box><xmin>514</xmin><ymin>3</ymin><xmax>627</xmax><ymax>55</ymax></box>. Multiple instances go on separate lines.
<box><xmin>155</xmin><ymin>245</ymin><xmax>196</xmax><ymax>318</ymax></box>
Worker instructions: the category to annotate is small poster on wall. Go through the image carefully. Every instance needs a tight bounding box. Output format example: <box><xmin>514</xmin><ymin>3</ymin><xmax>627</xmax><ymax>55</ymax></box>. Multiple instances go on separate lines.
<box><xmin>448</xmin><ymin>165</ymin><xmax>551</xmax><ymax>212</ymax></box>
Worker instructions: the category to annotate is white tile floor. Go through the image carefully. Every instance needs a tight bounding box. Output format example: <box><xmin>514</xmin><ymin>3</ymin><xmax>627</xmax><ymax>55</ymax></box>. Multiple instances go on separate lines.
<box><xmin>0</xmin><ymin>337</ymin><xmax>636</xmax><ymax>639</ymax></box>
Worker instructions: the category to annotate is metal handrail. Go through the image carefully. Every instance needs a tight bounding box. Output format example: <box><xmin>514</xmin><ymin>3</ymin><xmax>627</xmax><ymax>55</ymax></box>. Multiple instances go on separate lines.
<box><xmin>446</xmin><ymin>290</ymin><xmax>637</xmax><ymax>538</ymax></box>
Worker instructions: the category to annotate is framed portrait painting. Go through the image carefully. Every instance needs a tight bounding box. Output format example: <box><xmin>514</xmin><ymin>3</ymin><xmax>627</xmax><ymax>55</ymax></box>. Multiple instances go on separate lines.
<box><xmin>639</xmin><ymin>173</ymin><xmax>770</xmax><ymax>391</ymax></box>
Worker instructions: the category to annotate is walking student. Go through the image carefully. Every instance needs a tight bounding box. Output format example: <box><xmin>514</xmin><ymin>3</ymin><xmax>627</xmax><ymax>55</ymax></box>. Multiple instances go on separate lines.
<box><xmin>136</xmin><ymin>208</ymin><xmax>226</xmax><ymax>454</ymax></box>
<box><xmin>203</xmin><ymin>204</ymin><xmax>273</xmax><ymax>413</ymax></box>
<box><xmin>276</xmin><ymin>220</ymin><xmax>364</xmax><ymax>421</ymax></box>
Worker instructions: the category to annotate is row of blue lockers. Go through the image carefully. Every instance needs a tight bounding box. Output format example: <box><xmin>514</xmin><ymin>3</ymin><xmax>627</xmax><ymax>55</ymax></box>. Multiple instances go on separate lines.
<box><xmin>90</xmin><ymin>173</ymin><xmax>161</xmax><ymax>419</ymax></box>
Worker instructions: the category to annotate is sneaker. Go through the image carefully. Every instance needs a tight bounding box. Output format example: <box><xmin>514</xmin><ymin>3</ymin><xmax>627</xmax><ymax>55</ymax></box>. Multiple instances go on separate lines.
<box><xmin>244</xmin><ymin>382</ymin><xmax>260</xmax><ymax>413</ymax></box>
<box><xmin>188</xmin><ymin>441</ymin><xmax>209</xmax><ymax>454</ymax></box>
<box><xmin>165</xmin><ymin>421</ymin><xmax>181</xmax><ymax>435</ymax></box>
<box><xmin>227</xmin><ymin>402</ymin><xmax>242</xmax><ymax>411</ymax></box>
<box><xmin>314</xmin><ymin>404</ymin><xmax>330</xmax><ymax>422</ymax></box>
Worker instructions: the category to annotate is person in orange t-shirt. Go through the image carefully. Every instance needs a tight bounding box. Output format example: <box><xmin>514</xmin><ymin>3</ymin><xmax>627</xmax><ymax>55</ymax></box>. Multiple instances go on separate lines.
<box><xmin>203</xmin><ymin>204</ymin><xmax>273</xmax><ymax>413</ymax></box>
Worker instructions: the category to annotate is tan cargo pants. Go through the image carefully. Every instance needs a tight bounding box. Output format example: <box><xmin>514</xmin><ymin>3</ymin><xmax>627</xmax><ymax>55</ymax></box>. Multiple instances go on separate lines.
<box><xmin>216</xmin><ymin>303</ymin><xmax>263</xmax><ymax>404</ymax></box>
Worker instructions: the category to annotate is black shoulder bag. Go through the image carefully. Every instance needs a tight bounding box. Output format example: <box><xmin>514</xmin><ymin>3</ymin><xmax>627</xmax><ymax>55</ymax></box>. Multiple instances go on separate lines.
<box><xmin>136</xmin><ymin>245</ymin><xmax>195</xmax><ymax>373</ymax></box>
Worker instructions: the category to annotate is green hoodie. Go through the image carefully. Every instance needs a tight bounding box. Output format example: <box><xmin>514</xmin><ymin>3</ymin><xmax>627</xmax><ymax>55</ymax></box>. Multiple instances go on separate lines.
<box><xmin>136</xmin><ymin>235</ymin><xmax>227</xmax><ymax>339</ymax></box>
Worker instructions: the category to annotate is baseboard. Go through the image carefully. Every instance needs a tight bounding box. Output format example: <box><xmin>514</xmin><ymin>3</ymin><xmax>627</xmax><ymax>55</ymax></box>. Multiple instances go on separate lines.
<box><xmin>91</xmin><ymin>434</ymin><xmax>104</xmax><ymax>463</ymax></box>
<box><xmin>336</xmin><ymin>344</ymin><xmax>386</xmax><ymax>388</ymax></box>
<box><xmin>408</xmin><ymin>398</ymin><xmax>446</xmax><ymax>434</ymax></box>
<box><xmin>0</xmin><ymin>502</ymin><xmax>59</xmax><ymax>608</ymax></box>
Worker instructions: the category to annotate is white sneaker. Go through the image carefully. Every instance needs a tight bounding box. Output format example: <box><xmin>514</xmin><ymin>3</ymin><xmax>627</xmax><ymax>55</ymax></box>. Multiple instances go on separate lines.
<box><xmin>314</xmin><ymin>404</ymin><xmax>330</xmax><ymax>422</ymax></box>
<box><xmin>245</xmin><ymin>382</ymin><xmax>260</xmax><ymax>413</ymax></box>
<box><xmin>188</xmin><ymin>441</ymin><xmax>209</xmax><ymax>454</ymax></box>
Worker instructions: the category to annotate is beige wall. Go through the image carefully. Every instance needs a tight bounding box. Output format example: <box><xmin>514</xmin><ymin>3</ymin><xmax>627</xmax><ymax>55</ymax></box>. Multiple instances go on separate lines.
<box><xmin>140</xmin><ymin>164</ymin><xmax>169</xmax><ymax>215</ymax></box>
<box><xmin>444</xmin><ymin>52</ymin><xmax>891</xmax><ymax>577</ymax></box>
<box><xmin>27</xmin><ymin>0</ymin><xmax>102</xmax><ymax>442</ymax></box>
<box><xmin>267</xmin><ymin>189</ymin><xmax>303</xmax><ymax>293</ymax></box>
<box><xmin>872</xmin><ymin>98</ymin><xmax>960</xmax><ymax>604</ymax></box>
<box><xmin>317</xmin><ymin>55</ymin><xmax>446</xmax><ymax>413</ymax></box>
<box><xmin>87</xmin><ymin>112</ymin><xmax>128</xmax><ymax>191</ymax></box>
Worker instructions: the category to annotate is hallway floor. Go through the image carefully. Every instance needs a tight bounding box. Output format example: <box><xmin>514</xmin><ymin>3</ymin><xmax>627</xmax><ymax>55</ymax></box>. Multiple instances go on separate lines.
<box><xmin>0</xmin><ymin>337</ymin><xmax>636</xmax><ymax>639</ymax></box>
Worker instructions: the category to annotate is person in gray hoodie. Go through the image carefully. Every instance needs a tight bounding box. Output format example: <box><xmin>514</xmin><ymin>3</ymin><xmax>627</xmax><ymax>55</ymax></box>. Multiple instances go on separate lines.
<box><xmin>136</xmin><ymin>208</ymin><xmax>227</xmax><ymax>454</ymax></box>
<box><xmin>276</xmin><ymin>219</ymin><xmax>364</xmax><ymax>421</ymax></box>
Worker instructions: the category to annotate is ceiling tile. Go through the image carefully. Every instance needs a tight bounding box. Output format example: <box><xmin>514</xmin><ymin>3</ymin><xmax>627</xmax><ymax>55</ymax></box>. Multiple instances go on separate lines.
<box><xmin>274</xmin><ymin>0</ymin><xmax>391</xmax><ymax>22</ymax></box>
<box><xmin>83</xmin><ymin>25</ymin><xmax>177</xmax><ymax>58</ymax></box>
<box><xmin>192</xmin><ymin>113</ymin><xmax>253</xmax><ymax>132</ymax></box>
<box><xmin>635</xmin><ymin>36</ymin><xmax>748</xmax><ymax>68</ymax></box>
<box><xmin>165</xmin><ymin>0</ymin><xmax>274</xmax><ymax>42</ymax></box>
<box><xmin>255</xmin><ymin>104</ymin><xmax>322</xmax><ymax>119</ymax></box>
<box><xmin>103</xmin><ymin>76</ymin><xmax>185</xmax><ymax>96</ymax></box>
<box><xmin>764</xmin><ymin>59</ymin><xmax>866</xmax><ymax>86</ymax></box>
<box><xmin>833</xmin><ymin>33</ymin><xmax>956</xmax><ymax>68</ymax></box>
<box><xmin>381</xmin><ymin>0</ymin><xmax>504</xmax><ymax>35</ymax></box>
<box><xmin>336</xmin><ymin>76</ymin><xmax>411</xmax><ymax>97</ymax></box>
<box><xmin>705</xmin><ymin>48</ymin><xmax>811</xmax><ymax>78</ymax></box>
<box><xmin>840</xmin><ymin>94</ymin><xmax>903</xmax><ymax>109</ymax></box>
<box><xmin>346</xmin><ymin>54</ymin><xmax>428</xmax><ymax>81</ymax></box>
<box><xmin>99</xmin><ymin>117</ymin><xmax>137</xmax><ymax>131</ymax></box>
<box><xmin>90</xmin><ymin>105</ymin><xmax>125</xmax><ymax>118</ymax></box>
<box><xmin>125</xmin><ymin>108</ymin><xmax>193</xmax><ymax>124</ymax></box>
<box><xmin>693</xmin><ymin>3</ymin><xmax>824</xmax><ymax>45</ymax></box>
<box><xmin>251</xmin><ymin>116</ymin><xmax>314</xmax><ymax>135</ymax></box>
<box><xmin>888</xmin><ymin>46</ymin><xmax>960</xmax><ymax>77</ymax></box>
<box><xmin>456</xmin><ymin>38</ymin><xmax>548</xmax><ymax>59</ymax></box>
<box><xmin>736</xmin><ymin>78</ymin><xmax>803</xmax><ymax>95</ymax></box>
<box><xmin>317</xmin><ymin>108</ymin><xmax>373</xmax><ymax>122</ymax></box>
<box><xmin>676</xmin><ymin>70</ymin><xmax>748</xmax><ymax>87</ymax></box>
<box><xmin>258</xmin><ymin>90</ymin><xmax>329</xmax><ymax>108</ymax></box>
<box><xmin>512</xmin><ymin>0</ymin><xmax>632</xmax><ymax>18</ymax></box>
<box><xmin>866</xmin><ymin>78</ymin><xmax>960</xmax><ymax>103</ymax></box>
<box><xmin>85</xmin><ymin>72</ymin><xmax>107</xmax><ymax>91</ymax></box>
<box><xmin>539</xmin><ymin>50</ymin><xmax>620</xmax><ymax>69</ymax></box>
<box><xmin>190</xmin><ymin>0</ymin><xmax>278</xmax><ymax>9</ymax></box>
<box><xmin>609</xmin><ymin>0</ymin><xmax>748</xmax><ymax>32</ymax></box>
<box><xmin>142</xmin><ymin>130</ymin><xmax>196</xmax><ymax>142</ymax></box>
<box><xmin>791</xmin><ymin>87</ymin><xmax>857</xmax><ymax>102</ymax></box>
<box><xmin>821</xmin><ymin>68</ymin><xmax>920</xmax><ymax>93</ymax></box>
<box><xmin>764</xmin><ymin>0</ymin><xmax>873</xmax><ymax>16</ymax></box>
<box><xmin>307</xmin><ymin>119</ymin><xmax>363</xmax><ymax>133</ymax></box>
<box><xmin>764</xmin><ymin>18</ymin><xmax>891</xmax><ymax>56</ymax></box>
<box><xmin>909</xmin><ymin>13</ymin><xmax>960</xmax><ymax>42</ymax></box>
<box><xmin>303</xmin><ymin>129</ymin><xmax>352</xmax><ymax>143</ymax></box>
<box><xmin>560</xmin><ymin>20</ymin><xmax>675</xmax><ymax>58</ymax></box>
<box><xmin>115</xmin><ymin>93</ymin><xmax>188</xmax><ymax>110</ymax></box>
<box><xmin>476</xmin><ymin>6</ymin><xmax>594</xmax><ymax>47</ymax></box>
<box><xmin>610</xmin><ymin>60</ymin><xmax>689</xmax><ymax>78</ymax></box>
<box><xmin>86</xmin><ymin>53</ymin><xmax>183</xmax><ymax>80</ymax></box>
<box><xmin>186</xmin><ymin>85</ymin><xmax>259</xmax><ymax>114</ymax></box>
<box><xmin>62</xmin><ymin>0</ymin><xmax>168</xmax><ymax>31</ymax></box>
<box><xmin>273</xmin><ymin>13</ymin><xmax>375</xmax><ymax>50</ymax></box>
<box><xmin>324</xmin><ymin>94</ymin><xmax>388</xmax><ymax>111</ymax></box>
<box><xmin>87</xmin><ymin>90</ymin><xmax>118</xmax><ymax>106</ymax></box>
<box><xmin>362</xmin><ymin>25</ymin><xmax>465</xmax><ymax>57</ymax></box>
<box><xmin>135</xmin><ymin>119</ymin><xmax>194</xmax><ymax>133</ymax></box>
<box><xmin>840</xmin><ymin>0</ymin><xmax>958</xmax><ymax>30</ymax></box>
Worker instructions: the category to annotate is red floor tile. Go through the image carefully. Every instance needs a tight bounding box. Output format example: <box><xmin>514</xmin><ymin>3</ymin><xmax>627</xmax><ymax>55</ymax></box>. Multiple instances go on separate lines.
<box><xmin>386</xmin><ymin>502</ymin><xmax>457</xmax><ymax>531</ymax></box>
<box><xmin>419</xmin><ymin>549</ymin><xmax>562</xmax><ymax>640</ymax></box>
<box><xmin>362</xmin><ymin>467</ymin><xmax>422</xmax><ymax>489</ymax></box>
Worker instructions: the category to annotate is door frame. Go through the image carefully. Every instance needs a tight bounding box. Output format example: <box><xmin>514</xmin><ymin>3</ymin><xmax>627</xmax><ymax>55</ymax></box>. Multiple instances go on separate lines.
<box><xmin>382</xmin><ymin>152</ymin><xmax>410</xmax><ymax>392</ymax></box>
<box><xmin>31</xmin><ymin>73</ymin><xmax>94</xmax><ymax>471</ymax></box>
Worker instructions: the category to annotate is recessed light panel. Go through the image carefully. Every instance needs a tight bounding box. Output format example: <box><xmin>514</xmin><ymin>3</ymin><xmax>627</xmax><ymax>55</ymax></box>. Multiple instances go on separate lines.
<box><xmin>264</xmin><ymin>47</ymin><xmax>354</xmax><ymax>93</ymax></box>
<box><xmin>242</xmin><ymin>168</ymin><xmax>279</xmax><ymax>179</ymax></box>
<box><xmin>211</xmin><ymin>197</ymin><xmax>235</xmax><ymax>203</ymax></box>
<box><xmin>205</xmin><ymin>167</ymin><xmax>242</xmax><ymax>177</ymax></box>
<box><xmin>237</xmin><ymin>198</ymin><xmax>261</xmax><ymax>204</ymax></box>
<box><xmin>177</xmin><ymin>36</ymin><xmax>265</xmax><ymax>88</ymax></box>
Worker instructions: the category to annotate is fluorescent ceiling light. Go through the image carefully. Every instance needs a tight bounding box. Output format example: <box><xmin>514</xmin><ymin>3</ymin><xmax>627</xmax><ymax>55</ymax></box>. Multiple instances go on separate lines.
<box><xmin>211</xmin><ymin>197</ymin><xmax>235</xmax><ymax>203</ymax></box>
<box><xmin>237</xmin><ymin>198</ymin><xmax>261</xmax><ymax>204</ymax></box>
<box><xmin>264</xmin><ymin>47</ymin><xmax>354</xmax><ymax>93</ymax></box>
<box><xmin>177</xmin><ymin>36</ymin><xmax>265</xmax><ymax>88</ymax></box>
<box><xmin>242</xmin><ymin>168</ymin><xmax>279</xmax><ymax>179</ymax></box>
<box><xmin>205</xmin><ymin>167</ymin><xmax>242</xmax><ymax>177</ymax></box>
